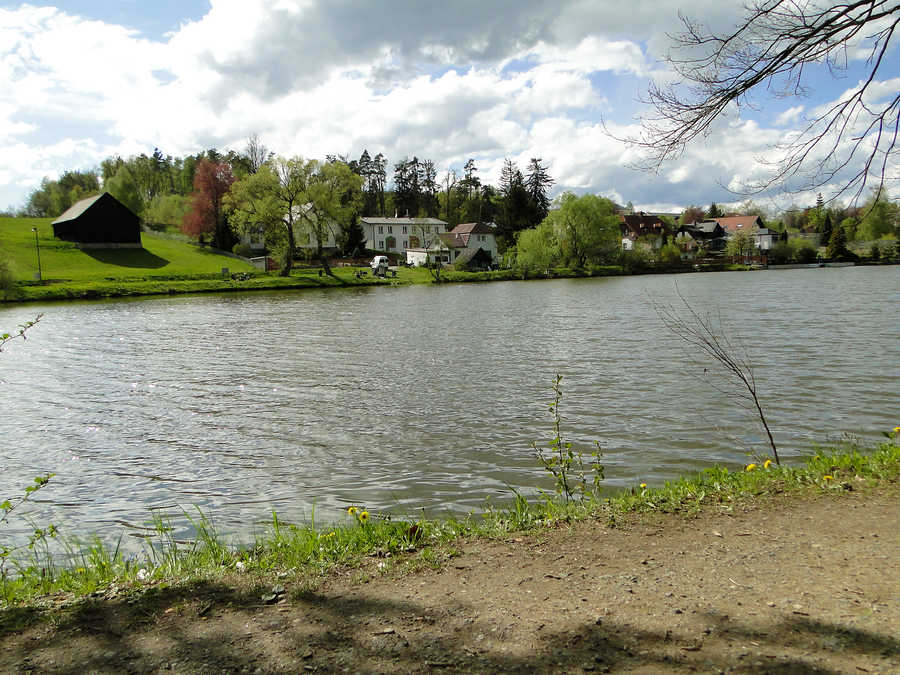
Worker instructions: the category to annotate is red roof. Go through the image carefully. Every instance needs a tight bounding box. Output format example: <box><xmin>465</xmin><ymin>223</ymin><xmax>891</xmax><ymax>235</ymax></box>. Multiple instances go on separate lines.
<box><xmin>713</xmin><ymin>216</ymin><xmax>764</xmax><ymax>233</ymax></box>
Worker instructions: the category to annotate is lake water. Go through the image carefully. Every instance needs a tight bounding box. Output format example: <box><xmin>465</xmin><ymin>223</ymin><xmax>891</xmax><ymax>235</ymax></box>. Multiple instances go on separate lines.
<box><xmin>1</xmin><ymin>266</ymin><xmax>898</xmax><ymax>552</ymax></box>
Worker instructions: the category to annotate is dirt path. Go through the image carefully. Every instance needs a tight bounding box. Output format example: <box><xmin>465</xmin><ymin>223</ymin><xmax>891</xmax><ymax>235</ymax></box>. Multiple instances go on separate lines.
<box><xmin>3</xmin><ymin>488</ymin><xmax>898</xmax><ymax>674</ymax></box>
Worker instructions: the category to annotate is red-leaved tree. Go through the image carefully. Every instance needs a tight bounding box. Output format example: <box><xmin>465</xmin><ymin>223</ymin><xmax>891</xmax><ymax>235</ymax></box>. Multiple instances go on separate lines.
<box><xmin>182</xmin><ymin>160</ymin><xmax>236</xmax><ymax>249</ymax></box>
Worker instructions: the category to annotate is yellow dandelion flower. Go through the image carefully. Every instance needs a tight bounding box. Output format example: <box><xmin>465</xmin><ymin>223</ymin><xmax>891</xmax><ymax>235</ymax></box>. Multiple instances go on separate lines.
<box><xmin>893</xmin><ymin>426</ymin><xmax>900</xmax><ymax>434</ymax></box>
<box><xmin>745</xmin><ymin>463</ymin><xmax>757</xmax><ymax>472</ymax></box>
<box><xmin>359</xmin><ymin>510</ymin><xmax>370</xmax><ymax>522</ymax></box>
<box><xmin>639</xmin><ymin>483</ymin><xmax>647</xmax><ymax>489</ymax></box>
<box><xmin>347</xmin><ymin>506</ymin><xmax>358</xmax><ymax>515</ymax></box>
<box><xmin>763</xmin><ymin>459</ymin><xmax>773</xmax><ymax>469</ymax></box>
<box><xmin>823</xmin><ymin>475</ymin><xmax>834</xmax><ymax>481</ymax></box>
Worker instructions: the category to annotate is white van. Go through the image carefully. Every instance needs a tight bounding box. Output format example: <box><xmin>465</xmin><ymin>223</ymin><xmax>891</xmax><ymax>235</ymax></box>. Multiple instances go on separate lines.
<box><xmin>370</xmin><ymin>255</ymin><xmax>389</xmax><ymax>274</ymax></box>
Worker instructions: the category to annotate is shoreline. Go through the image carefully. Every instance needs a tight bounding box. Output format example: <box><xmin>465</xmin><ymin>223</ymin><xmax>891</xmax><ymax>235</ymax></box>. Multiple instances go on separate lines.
<box><xmin>1</xmin><ymin>441</ymin><xmax>898</xmax><ymax>672</ymax></box>
<box><xmin>2</xmin><ymin>440</ymin><xmax>897</xmax><ymax>610</ymax></box>
<box><xmin>5</xmin><ymin>260</ymin><xmax>896</xmax><ymax>306</ymax></box>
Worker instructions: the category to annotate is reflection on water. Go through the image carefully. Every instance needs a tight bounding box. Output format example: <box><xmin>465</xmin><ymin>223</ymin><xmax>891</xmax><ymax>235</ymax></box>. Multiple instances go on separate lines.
<box><xmin>1</xmin><ymin>266</ymin><xmax>898</xmax><ymax>551</ymax></box>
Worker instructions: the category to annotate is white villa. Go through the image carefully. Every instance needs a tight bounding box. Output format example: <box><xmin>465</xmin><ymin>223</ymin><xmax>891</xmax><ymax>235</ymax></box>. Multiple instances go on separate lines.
<box><xmin>359</xmin><ymin>217</ymin><xmax>449</xmax><ymax>256</ymax></box>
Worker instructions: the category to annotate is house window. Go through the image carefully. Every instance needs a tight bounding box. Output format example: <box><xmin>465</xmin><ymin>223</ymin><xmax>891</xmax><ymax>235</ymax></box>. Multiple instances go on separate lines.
<box><xmin>426</xmin><ymin>225</ymin><xmax>431</xmax><ymax>233</ymax></box>
<box><xmin>386</xmin><ymin>236</ymin><xmax>396</xmax><ymax>249</ymax></box>
<box><xmin>378</xmin><ymin>226</ymin><xmax>384</xmax><ymax>234</ymax></box>
<box><xmin>377</xmin><ymin>240</ymin><xmax>384</xmax><ymax>249</ymax></box>
<box><xmin>402</xmin><ymin>226</ymin><xmax>407</xmax><ymax>234</ymax></box>
<box><xmin>403</xmin><ymin>240</ymin><xmax>408</xmax><ymax>249</ymax></box>
<box><xmin>454</xmin><ymin>250</ymin><xmax>460</xmax><ymax>258</ymax></box>
<box><xmin>388</xmin><ymin>226</ymin><xmax>393</xmax><ymax>234</ymax></box>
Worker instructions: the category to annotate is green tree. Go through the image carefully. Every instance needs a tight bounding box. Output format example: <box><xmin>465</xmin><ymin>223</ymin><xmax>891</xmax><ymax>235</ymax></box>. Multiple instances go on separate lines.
<box><xmin>515</xmin><ymin>220</ymin><xmax>559</xmax><ymax>274</ymax></box>
<box><xmin>545</xmin><ymin>192</ymin><xmax>620</xmax><ymax>268</ymax></box>
<box><xmin>497</xmin><ymin>159</ymin><xmax>533</xmax><ymax>251</ymax></box>
<box><xmin>393</xmin><ymin>157</ymin><xmax>420</xmax><ymax>217</ymax></box>
<box><xmin>226</xmin><ymin>157</ymin><xmax>308</xmax><ymax>276</ymax></box>
<box><xmin>525</xmin><ymin>158</ymin><xmax>554</xmax><ymax>224</ymax></box>
<box><xmin>725</xmin><ymin>230</ymin><xmax>756</xmax><ymax>262</ymax></box>
<box><xmin>818</xmin><ymin>211</ymin><xmax>833</xmax><ymax>248</ymax></box>
<box><xmin>105</xmin><ymin>165</ymin><xmax>145</xmax><ymax>217</ymax></box>
<box><xmin>857</xmin><ymin>190</ymin><xmax>898</xmax><ymax>241</ymax></box>
<box><xmin>706</xmin><ymin>202</ymin><xmax>724</xmax><ymax>219</ymax></box>
<box><xmin>826</xmin><ymin>223</ymin><xmax>852</xmax><ymax>260</ymax></box>
<box><xmin>24</xmin><ymin>170</ymin><xmax>100</xmax><ymax>217</ymax></box>
<box><xmin>790</xmin><ymin>238</ymin><xmax>818</xmax><ymax>263</ymax></box>
<box><xmin>658</xmin><ymin>242</ymin><xmax>683</xmax><ymax>267</ymax></box>
<box><xmin>144</xmin><ymin>194</ymin><xmax>191</xmax><ymax>230</ymax></box>
<box><xmin>299</xmin><ymin>160</ymin><xmax>363</xmax><ymax>273</ymax></box>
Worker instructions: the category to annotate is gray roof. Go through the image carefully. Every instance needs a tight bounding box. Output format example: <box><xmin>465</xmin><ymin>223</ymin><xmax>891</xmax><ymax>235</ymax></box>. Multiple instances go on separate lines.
<box><xmin>684</xmin><ymin>221</ymin><xmax>723</xmax><ymax>235</ymax></box>
<box><xmin>361</xmin><ymin>217</ymin><xmax>447</xmax><ymax>226</ymax></box>
<box><xmin>52</xmin><ymin>193</ymin><xmax>104</xmax><ymax>224</ymax></box>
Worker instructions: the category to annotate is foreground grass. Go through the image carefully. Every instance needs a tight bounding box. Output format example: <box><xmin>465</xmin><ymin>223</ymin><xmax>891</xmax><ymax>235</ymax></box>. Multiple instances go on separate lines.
<box><xmin>2</xmin><ymin>439</ymin><xmax>897</xmax><ymax>616</ymax></box>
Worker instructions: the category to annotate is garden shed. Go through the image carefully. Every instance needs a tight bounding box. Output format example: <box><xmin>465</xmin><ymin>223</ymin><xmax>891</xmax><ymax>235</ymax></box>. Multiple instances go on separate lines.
<box><xmin>52</xmin><ymin>192</ymin><xmax>142</xmax><ymax>248</ymax></box>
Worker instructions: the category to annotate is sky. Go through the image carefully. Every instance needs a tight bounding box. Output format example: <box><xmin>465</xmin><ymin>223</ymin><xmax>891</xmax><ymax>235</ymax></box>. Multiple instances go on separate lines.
<box><xmin>1</xmin><ymin>0</ymin><xmax>898</xmax><ymax>214</ymax></box>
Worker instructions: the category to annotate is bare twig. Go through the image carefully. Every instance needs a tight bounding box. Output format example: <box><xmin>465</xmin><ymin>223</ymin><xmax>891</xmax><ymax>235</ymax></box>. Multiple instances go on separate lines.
<box><xmin>652</xmin><ymin>287</ymin><xmax>779</xmax><ymax>464</ymax></box>
<box><xmin>627</xmin><ymin>0</ymin><xmax>900</xmax><ymax>203</ymax></box>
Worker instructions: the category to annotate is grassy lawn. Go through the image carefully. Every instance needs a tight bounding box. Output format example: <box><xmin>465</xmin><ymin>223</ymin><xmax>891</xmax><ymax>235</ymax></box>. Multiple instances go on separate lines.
<box><xmin>1</xmin><ymin>217</ymin><xmax>256</xmax><ymax>282</ymax></box>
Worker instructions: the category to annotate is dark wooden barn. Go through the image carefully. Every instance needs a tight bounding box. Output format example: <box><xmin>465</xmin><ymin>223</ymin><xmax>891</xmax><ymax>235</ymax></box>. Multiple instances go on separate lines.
<box><xmin>52</xmin><ymin>192</ymin><xmax>142</xmax><ymax>248</ymax></box>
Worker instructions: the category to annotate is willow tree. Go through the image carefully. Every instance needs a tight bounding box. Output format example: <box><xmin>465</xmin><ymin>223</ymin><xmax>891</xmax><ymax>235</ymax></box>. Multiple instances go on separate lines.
<box><xmin>226</xmin><ymin>157</ymin><xmax>308</xmax><ymax>276</ymax></box>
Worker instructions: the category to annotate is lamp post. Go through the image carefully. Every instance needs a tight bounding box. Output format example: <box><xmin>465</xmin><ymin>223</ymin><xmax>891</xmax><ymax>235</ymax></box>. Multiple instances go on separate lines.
<box><xmin>31</xmin><ymin>227</ymin><xmax>42</xmax><ymax>281</ymax></box>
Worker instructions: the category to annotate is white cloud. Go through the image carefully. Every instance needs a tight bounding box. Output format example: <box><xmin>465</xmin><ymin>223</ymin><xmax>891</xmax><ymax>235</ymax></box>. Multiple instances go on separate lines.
<box><xmin>1</xmin><ymin>0</ymin><xmax>894</xmax><ymax>211</ymax></box>
<box><xmin>775</xmin><ymin>106</ymin><xmax>805</xmax><ymax>126</ymax></box>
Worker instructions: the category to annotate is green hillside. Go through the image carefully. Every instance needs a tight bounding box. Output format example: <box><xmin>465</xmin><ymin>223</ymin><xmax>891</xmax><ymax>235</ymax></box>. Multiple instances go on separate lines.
<box><xmin>1</xmin><ymin>217</ymin><xmax>255</xmax><ymax>282</ymax></box>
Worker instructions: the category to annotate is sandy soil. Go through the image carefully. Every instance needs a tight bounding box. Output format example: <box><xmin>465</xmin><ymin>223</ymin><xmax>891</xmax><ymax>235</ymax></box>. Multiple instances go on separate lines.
<box><xmin>2</xmin><ymin>487</ymin><xmax>898</xmax><ymax>674</ymax></box>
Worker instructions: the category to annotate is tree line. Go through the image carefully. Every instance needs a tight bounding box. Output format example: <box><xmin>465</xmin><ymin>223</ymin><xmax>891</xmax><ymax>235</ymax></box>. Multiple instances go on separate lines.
<box><xmin>16</xmin><ymin>138</ymin><xmax>557</xmax><ymax>265</ymax></box>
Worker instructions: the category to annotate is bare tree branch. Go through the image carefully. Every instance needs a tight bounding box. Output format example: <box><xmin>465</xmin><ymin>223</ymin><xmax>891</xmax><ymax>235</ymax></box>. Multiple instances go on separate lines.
<box><xmin>652</xmin><ymin>287</ymin><xmax>780</xmax><ymax>465</ymax></box>
<box><xmin>629</xmin><ymin>0</ymin><xmax>900</xmax><ymax>204</ymax></box>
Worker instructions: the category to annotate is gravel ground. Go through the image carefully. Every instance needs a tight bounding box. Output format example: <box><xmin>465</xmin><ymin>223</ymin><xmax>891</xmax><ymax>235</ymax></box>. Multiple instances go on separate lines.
<box><xmin>2</xmin><ymin>487</ymin><xmax>898</xmax><ymax>674</ymax></box>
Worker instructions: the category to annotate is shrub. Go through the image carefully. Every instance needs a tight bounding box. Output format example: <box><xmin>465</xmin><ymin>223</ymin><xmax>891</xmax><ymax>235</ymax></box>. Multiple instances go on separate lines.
<box><xmin>618</xmin><ymin>248</ymin><xmax>650</xmax><ymax>273</ymax></box>
<box><xmin>658</xmin><ymin>243</ymin><xmax>682</xmax><ymax>267</ymax></box>
<box><xmin>767</xmin><ymin>241</ymin><xmax>792</xmax><ymax>265</ymax></box>
<box><xmin>232</xmin><ymin>243</ymin><xmax>253</xmax><ymax>258</ymax></box>
<box><xmin>791</xmin><ymin>239</ymin><xmax>818</xmax><ymax>263</ymax></box>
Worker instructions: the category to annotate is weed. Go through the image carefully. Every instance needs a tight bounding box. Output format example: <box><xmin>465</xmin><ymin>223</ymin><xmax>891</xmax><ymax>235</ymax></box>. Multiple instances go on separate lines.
<box><xmin>533</xmin><ymin>374</ymin><xmax>604</xmax><ymax>503</ymax></box>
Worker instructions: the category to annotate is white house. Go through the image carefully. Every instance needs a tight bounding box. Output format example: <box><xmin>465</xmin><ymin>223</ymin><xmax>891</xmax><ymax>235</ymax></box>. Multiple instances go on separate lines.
<box><xmin>406</xmin><ymin>222</ymin><xmax>499</xmax><ymax>268</ymax></box>
<box><xmin>360</xmin><ymin>217</ymin><xmax>449</xmax><ymax>256</ymax></box>
<box><xmin>754</xmin><ymin>228</ymin><xmax>780</xmax><ymax>251</ymax></box>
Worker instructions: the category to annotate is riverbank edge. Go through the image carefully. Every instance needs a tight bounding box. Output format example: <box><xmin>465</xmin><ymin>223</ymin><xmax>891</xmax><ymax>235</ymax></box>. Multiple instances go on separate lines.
<box><xmin>6</xmin><ymin>259</ymin><xmax>899</xmax><ymax>305</ymax></box>
<box><xmin>0</xmin><ymin>260</ymin><xmax>790</xmax><ymax>305</ymax></box>
<box><xmin>2</xmin><ymin>439</ymin><xmax>898</xmax><ymax>623</ymax></box>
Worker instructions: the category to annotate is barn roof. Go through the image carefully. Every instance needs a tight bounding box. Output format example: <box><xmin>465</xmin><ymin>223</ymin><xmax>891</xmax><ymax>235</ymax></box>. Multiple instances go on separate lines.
<box><xmin>52</xmin><ymin>193</ymin><xmax>104</xmax><ymax>224</ymax></box>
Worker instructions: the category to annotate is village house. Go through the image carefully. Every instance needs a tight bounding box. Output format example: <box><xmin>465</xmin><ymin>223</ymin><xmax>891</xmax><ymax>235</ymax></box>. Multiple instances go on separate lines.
<box><xmin>676</xmin><ymin>221</ymin><xmax>727</xmax><ymax>252</ymax></box>
<box><xmin>620</xmin><ymin>212</ymin><xmax>671</xmax><ymax>251</ymax></box>
<box><xmin>406</xmin><ymin>222</ymin><xmax>498</xmax><ymax>269</ymax></box>
<box><xmin>694</xmin><ymin>215</ymin><xmax>782</xmax><ymax>251</ymax></box>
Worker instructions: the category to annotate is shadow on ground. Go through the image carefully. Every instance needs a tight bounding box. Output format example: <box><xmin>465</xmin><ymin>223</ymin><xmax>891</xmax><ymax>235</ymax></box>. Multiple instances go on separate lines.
<box><xmin>82</xmin><ymin>248</ymin><xmax>169</xmax><ymax>269</ymax></box>
<box><xmin>2</xmin><ymin>578</ymin><xmax>897</xmax><ymax>673</ymax></box>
